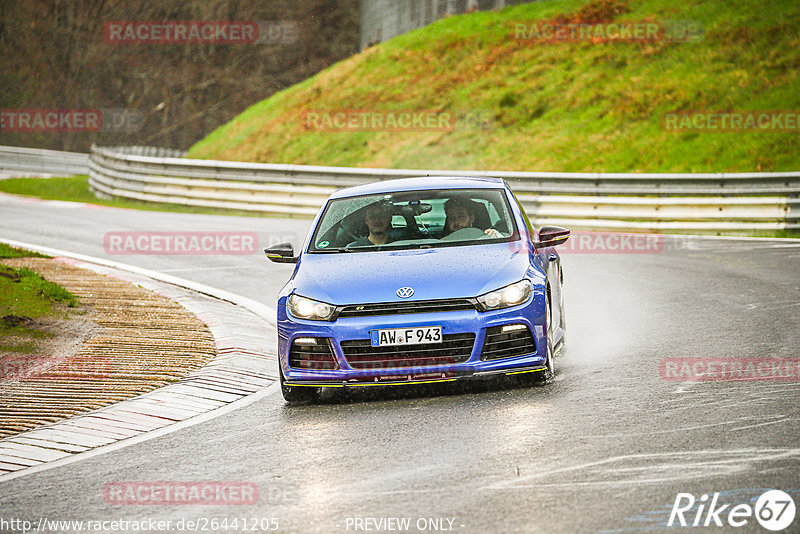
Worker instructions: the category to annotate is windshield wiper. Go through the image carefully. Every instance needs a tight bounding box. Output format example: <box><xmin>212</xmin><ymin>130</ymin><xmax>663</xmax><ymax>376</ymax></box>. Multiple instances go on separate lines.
<box><xmin>363</xmin><ymin>243</ymin><xmax>436</xmax><ymax>252</ymax></box>
<box><xmin>313</xmin><ymin>243</ymin><xmax>438</xmax><ymax>254</ymax></box>
<box><xmin>312</xmin><ymin>247</ymin><xmax>357</xmax><ymax>253</ymax></box>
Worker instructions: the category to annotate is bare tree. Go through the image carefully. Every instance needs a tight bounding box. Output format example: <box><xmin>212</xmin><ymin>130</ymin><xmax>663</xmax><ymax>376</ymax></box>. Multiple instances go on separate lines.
<box><xmin>0</xmin><ymin>0</ymin><xmax>359</xmax><ymax>151</ymax></box>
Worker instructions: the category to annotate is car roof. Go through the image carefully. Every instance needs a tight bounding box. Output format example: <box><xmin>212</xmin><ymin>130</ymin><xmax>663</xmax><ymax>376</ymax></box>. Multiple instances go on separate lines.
<box><xmin>329</xmin><ymin>176</ymin><xmax>507</xmax><ymax>199</ymax></box>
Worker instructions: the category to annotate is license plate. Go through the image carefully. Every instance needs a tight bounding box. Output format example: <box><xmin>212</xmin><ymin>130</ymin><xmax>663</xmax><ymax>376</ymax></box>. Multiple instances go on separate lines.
<box><xmin>370</xmin><ymin>326</ymin><xmax>443</xmax><ymax>347</ymax></box>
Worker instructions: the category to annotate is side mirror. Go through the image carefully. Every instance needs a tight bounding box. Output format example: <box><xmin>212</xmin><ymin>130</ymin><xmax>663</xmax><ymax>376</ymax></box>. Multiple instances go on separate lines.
<box><xmin>534</xmin><ymin>225</ymin><xmax>570</xmax><ymax>249</ymax></box>
<box><xmin>265</xmin><ymin>242</ymin><xmax>298</xmax><ymax>264</ymax></box>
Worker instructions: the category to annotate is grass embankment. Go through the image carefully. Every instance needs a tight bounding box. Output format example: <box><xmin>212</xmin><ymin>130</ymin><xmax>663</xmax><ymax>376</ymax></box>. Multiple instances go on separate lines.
<box><xmin>187</xmin><ymin>0</ymin><xmax>800</xmax><ymax>173</ymax></box>
<box><xmin>1</xmin><ymin>0</ymin><xmax>796</xmax><ymax>236</ymax></box>
<box><xmin>0</xmin><ymin>243</ymin><xmax>78</xmax><ymax>355</ymax></box>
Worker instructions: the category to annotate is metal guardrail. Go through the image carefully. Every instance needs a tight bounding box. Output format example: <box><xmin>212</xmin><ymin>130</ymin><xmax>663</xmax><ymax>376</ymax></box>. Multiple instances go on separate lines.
<box><xmin>0</xmin><ymin>145</ymin><xmax>89</xmax><ymax>176</ymax></box>
<box><xmin>89</xmin><ymin>145</ymin><xmax>799</xmax><ymax>234</ymax></box>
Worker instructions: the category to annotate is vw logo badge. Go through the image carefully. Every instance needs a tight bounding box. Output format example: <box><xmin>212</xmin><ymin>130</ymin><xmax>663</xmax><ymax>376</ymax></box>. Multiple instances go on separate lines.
<box><xmin>396</xmin><ymin>287</ymin><xmax>414</xmax><ymax>299</ymax></box>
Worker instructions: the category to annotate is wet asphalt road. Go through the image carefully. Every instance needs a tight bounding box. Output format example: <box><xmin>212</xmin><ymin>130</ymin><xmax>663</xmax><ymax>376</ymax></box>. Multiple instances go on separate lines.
<box><xmin>1</xmin><ymin>193</ymin><xmax>799</xmax><ymax>533</ymax></box>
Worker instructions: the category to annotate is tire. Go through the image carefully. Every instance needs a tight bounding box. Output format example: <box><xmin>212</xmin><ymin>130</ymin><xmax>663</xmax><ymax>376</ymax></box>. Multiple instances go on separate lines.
<box><xmin>542</xmin><ymin>288</ymin><xmax>555</xmax><ymax>381</ymax></box>
<box><xmin>518</xmin><ymin>288</ymin><xmax>554</xmax><ymax>386</ymax></box>
<box><xmin>558</xmin><ymin>270</ymin><xmax>566</xmax><ymax>344</ymax></box>
<box><xmin>280</xmin><ymin>368</ymin><xmax>320</xmax><ymax>403</ymax></box>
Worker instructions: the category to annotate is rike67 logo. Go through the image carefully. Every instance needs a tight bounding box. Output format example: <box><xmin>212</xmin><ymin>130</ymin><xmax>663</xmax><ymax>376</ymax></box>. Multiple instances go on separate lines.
<box><xmin>669</xmin><ymin>490</ymin><xmax>796</xmax><ymax>531</ymax></box>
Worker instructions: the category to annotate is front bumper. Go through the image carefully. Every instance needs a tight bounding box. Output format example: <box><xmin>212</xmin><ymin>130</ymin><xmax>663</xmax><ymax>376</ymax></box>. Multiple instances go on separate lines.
<box><xmin>277</xmin><ymin>291</ymin><xmax>548</xmax><ymax>387</ymax></box>
<box><xmin>283</xmin><ymin>366</ymin><xmax>549</xmax><ymax>388</ymax></box>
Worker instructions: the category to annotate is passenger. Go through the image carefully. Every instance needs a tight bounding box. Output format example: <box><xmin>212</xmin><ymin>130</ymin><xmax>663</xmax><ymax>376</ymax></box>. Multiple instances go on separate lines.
<box><xmin>443</xmin><ymin>197</ymin><xmax>502</xmax><ymax>238</ymax></box>
<box><xmin>348</xmin><ymin>203</ymin><xmax>394</xmax><ymax>246</ymax></box>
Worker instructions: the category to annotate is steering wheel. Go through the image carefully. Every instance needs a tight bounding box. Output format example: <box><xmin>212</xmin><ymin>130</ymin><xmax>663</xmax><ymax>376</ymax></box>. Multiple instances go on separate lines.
<box><xmin>440</xmin><ymin>227</ymin><xmax>487</xmax><ymax>241</ymax></box>
<box><xmin>337</xmin><ymin>221</ymin><xmax>362</xmax><ymax>242</ymax></box>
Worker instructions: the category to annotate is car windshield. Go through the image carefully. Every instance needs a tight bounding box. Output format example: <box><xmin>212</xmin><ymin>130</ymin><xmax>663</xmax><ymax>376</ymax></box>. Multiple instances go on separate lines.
<box><xmin>309</xmin><ymin>188</ymin><xmax>519</xmax><ymax>253</ymax></box>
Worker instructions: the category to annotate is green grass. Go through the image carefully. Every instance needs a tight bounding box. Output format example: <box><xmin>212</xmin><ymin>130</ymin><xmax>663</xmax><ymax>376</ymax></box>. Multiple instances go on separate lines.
<box><xmin>0</xmin><ymin>264</ymin><xmax>77</xmax><ymax>312</ymax></box>
<box><xmin>0</xmin><ymin>176</ymin><xmax>287</xmax><ymax>218</ymax></box>
<box><xmin>2</xmin><ymin>0</ymin><xmax>797</xmax><ymax>237</ymax></box>
<box><xmin>0</xmin><ymin>243</ymin><xmax>50</xmax><ymax>259</ymax></box>
<box><xmin>0</xmin><ymin>328</ymin><xmax>54</xmax><ymax>355</ymax></box>
<box><xmin>0</xmin><ymin>262</ymin><xmax>79</xmax><ymax>354</ymax></box>
<box><xmin>187</xmin><ymin>0</ymin><xmax>800</xmax><ymax>173</ymax></box>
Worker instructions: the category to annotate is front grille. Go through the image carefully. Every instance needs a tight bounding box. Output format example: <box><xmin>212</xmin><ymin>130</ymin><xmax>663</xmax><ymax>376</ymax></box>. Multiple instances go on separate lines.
<box><xmin>289</xmin><ymin>338</ymin><xmax>338</xmax><ymax>370</ymax></box>
<box><xmin>336</xmin><ymin>299</ymin><xmax>476</xmax><ymax>318</ymax></box>
<box><xmin>340</xmin><ymin>333</ymin><xmax>475</xmax><ymax>369</ymax></box>
<box><xmin>480</xmin><ymin>325</ymin><xmax>537</xmax><ymax>361</ymax></box>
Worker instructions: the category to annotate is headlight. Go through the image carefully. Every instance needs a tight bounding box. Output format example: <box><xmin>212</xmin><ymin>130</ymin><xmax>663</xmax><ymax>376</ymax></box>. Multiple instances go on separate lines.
<box><xmin>476</xmin><ymin>280</ymin><xmax>532</xmax><ymax>311</ymax></box>
<box><xmin>287</xmin><ymin>294</ymin><xmax>337</xmax><ymax>321</ymax></box>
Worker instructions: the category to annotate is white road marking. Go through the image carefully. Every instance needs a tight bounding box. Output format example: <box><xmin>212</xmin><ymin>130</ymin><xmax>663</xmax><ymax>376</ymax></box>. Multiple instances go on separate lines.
<box><xmin>487</xmin><ymin>448</ymin><xmax>800</xmax><ymax>490</ymax></box>
<box><xmin>730</xmin><ymin>416</ymin><xmax>791</xmax><ymax>431</ymax></box>
<box><xmin>0</xmin><ymin>237</ymin><xmax>277</xmax><ymax>324</ymax></box>
<box><xmin>0</xmin><ymin>239</ymin><xmax>281</xmax><ymax>482</ymax></box>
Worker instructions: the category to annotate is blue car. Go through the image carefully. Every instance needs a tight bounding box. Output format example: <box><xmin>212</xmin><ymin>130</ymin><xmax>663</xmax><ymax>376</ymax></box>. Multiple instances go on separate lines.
<box><xmin>266</xmin><ymin>177</ymin><xmax>570</xmax><ymax>402</ymax></box>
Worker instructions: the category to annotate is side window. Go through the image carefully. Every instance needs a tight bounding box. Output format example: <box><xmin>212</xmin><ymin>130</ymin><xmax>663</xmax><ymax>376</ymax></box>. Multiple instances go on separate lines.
<box><xmin>482</xmin><ymin>200</ymin><xmax>501</xmax><ymax>226</ymax></box>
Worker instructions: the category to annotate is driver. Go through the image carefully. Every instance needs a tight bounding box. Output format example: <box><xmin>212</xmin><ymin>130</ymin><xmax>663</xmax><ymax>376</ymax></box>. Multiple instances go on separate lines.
<box><xmin>347</xmin><ymin>203</ymin><xmax>394</xmax><ymax>246</ymax></box>
<box><xmin>444</xmin><ymin>197</ymin><xmax>502</xmax><ymax>238</ymax></box>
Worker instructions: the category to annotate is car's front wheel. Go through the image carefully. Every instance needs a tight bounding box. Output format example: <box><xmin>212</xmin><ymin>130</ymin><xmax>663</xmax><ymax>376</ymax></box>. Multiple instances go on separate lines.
<box><xmin>280</xmin><ymin>368</ymin><xmax>320</xmax><ymax>403</ymax></box>
<box><xmin>517</xmin><ymin>289</ymin><xmax>554</xmax><ymax>386</ymax></box>
<box><xmin>542</xmin><ymin>288</ymin><xmax>555</xmax><ymax>381</ymax></box>
<box><xmin>543</xmin><ymin>328</ymin><xmax>555</xmax><ymax>381</ymax></box>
